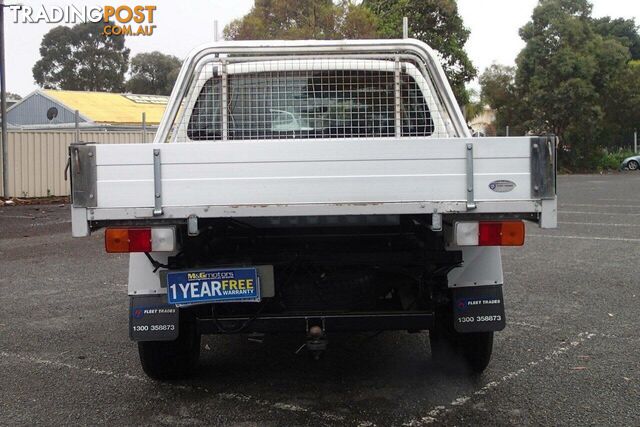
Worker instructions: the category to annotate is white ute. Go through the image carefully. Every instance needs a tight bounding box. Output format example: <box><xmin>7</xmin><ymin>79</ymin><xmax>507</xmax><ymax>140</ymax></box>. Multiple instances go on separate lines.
<box><xmin>69</xmin><ymin>39</ymin><xmax>557</xmax><ymax>379</ymax></box>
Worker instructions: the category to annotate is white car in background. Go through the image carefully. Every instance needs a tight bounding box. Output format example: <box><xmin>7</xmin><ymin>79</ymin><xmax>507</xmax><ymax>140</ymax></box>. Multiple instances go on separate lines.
<box><xmin>621</xmin><ymin>154</ymin><xmax>640</xmax><ymax>170</ymax></box>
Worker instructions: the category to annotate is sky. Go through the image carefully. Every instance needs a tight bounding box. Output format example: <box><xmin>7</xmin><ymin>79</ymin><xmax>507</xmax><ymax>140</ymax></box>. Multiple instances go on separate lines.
<box><xmin>4</xmin><ymin>0</ymin><xmax>640</xmax><ymax>97</ymax></box>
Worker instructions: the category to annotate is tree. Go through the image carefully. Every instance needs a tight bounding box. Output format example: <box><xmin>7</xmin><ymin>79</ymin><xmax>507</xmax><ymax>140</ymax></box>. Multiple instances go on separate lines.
<box><xmin>126</xmin><ymin>52</ymin><xmax>182</xmax><ymax>95</ymax></box>
<box><xmin>589</xmin><ymin>17</ymin><xmax>640</xmax><ymax>152</ymax></box>
<box><xmin>224</xmin><ymin>0</ymin><xmax>377</xmax><ymax>40</ymax></box>
<box><xmin>33</xmin><ymin>21</ymin><xmax>130</xmax><ymax>92</ymax></box>
<box><xmin>474</xmin><ymin>1</ymin><xmax>640</xmax><ymax>169</ymax></box>
<box><xmin>598</xmin><ymin>60</ymin><xmax>640</xmax><ymax>149</ymax></box>
<box><xmin>335</xmin><ymin>1</ymin><xmax>379</xmax><ymax>39</ymax></box>
<box><xmin>479</xmin><ymin>64</ymin><xmax>524</xmax><ymax>135</ymax></box>
<box><xmin>224</xmin><ymin>0</ymin><xmax>474</xmax><ymax>104</ymax></box>
<box><xmin>513</xmin><ymin>0</ymin><xmax>630</xmax><ymax>168</ymax></box>
<box><xmin>462</xmin><ymin>87</ymin><xmax>482</xmax><ymax>121</ymax></box>
<box><xmin>480</xmin><ymin>65</ymin><xmax>515</xmax><ymax>107</ymax></box>
<box><xmin>592</xmin><ymin>17</ymin><xmax>640</xmax><ymax>60</ymax></box>
<box><xmin>363</xmin><ymin>0</ymin><xmax>476</xmax><ymax>105</ymax></box>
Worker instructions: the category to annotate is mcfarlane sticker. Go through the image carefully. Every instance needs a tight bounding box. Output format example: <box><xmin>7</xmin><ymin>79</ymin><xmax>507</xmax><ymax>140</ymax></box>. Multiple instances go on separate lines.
<box><xmin>489</xmin><ymin>180</ymin><xmax>517</xmax><ymax>193</ymax></box>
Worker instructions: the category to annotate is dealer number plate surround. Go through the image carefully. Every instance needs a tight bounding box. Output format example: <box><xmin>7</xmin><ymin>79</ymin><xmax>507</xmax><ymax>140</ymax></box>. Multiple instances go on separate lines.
<box><xmin>166</xmin><ymin>267</ymin><xmax>260</xmax><ymax>305</ymax></box>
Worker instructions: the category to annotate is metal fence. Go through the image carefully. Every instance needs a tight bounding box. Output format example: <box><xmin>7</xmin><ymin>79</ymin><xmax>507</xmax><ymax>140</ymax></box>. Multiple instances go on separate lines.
<box><xmin>0</xmin><ymin>129</ymin><xmax>154</xmax><ymax>198</ymax></box>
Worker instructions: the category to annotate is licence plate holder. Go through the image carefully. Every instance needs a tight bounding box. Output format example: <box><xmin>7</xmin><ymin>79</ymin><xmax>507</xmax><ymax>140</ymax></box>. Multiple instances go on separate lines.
<box><xmin>166</xmin><ymin>267</ymin><xmax>260</xmax><ymax>305</ymax></box>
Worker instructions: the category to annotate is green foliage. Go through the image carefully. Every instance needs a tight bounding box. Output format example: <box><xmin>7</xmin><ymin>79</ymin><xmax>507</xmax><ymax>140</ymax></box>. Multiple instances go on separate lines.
<box><xmin>462</xmin><ymin>88</ymin><xmax>482</xmax><ymax>122</ymax></box>
<box><xmin>33</xmin><ymin>21</ymin><xmax>130</xmax><ymax>92</ymax></box>
<box><xmin>338</xmin><ymin>1</ymin><xmax>379</xmax><ymax>39</ymax></box>
<box><xmin>516</xmin><ymin>0</ymin><xmax>609</xmax><ymax>138</ymax></box>
<box><xmin>225</xmin><ymin>0</ymin><xmax>475</xmax><ymax>105</ymax></box>
<box><xmin>595</xmin><ymin>149</ymin><xmax>637</xmax><ymax>171</ymax></box>
<box><xmin>480</xmin><ymin>0</ymin><xmax>640</xmax><ymax>171</ymax></box>
<box><xmin>598</xmin><ymin>60</ymin><xmax>640</xmax><ymax>147</ymax></box>
<box><xmin>126</xmin><ymin>52</ymin><xmax>182</xmax><ymax>95</ymax></box>
<box><xmin>478</xmin><ymin>64</ymin><xmax>525</xmax><ymax>135</ymax></box>
<box><xmin>363</xmin><ymin>0</ymin><xmax>476</xmax><ymax>105</ymax></box>
<box><xmin>592</xmin><ymin>17</ymin><xmax>640</xmax><ymax>60</ymax></box>
<box><xmin>224</xmin><ymin>0</ymin><xmax>378</xmax><ymax>40</ymax></box>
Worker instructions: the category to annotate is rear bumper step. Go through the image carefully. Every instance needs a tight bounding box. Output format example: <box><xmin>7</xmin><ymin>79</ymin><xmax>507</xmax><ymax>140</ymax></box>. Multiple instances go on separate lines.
<box><xmin>198</xmin><ymin>312</ymin><xmax>434</xmax><ymax>334</ymax></box>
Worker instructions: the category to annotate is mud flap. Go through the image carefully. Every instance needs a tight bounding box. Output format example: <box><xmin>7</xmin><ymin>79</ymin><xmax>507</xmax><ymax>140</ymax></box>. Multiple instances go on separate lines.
<box><xmin>452</xmin><ymin>285</ymin><xmax>506</xmax><ymax>333</ymax></box>
<box><xmin>129</xmin><ymin>295</ymin><xmax>179</xmax><ymax>341</ymax></box>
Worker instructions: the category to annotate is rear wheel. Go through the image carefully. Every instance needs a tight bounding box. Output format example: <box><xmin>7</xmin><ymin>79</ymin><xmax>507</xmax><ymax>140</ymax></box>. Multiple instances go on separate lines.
<box><xmin>430</xmin><ymin>316</ymin><xmax>493</xmax><ymax>374</ymax></box>
<box><xmin>138</xmin><ymin>320</ymin><xmax>201</xmax><ymax>380</ymax></box>
<box><xmin>628</xmin><ymin>160</ymin><xmax>639</xmax><ymax>170</ymax></box>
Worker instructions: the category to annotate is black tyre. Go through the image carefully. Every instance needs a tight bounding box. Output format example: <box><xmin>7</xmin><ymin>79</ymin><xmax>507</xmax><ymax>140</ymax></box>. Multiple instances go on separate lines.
<box><xmin>430</xmin><ymin>327</ymin><xmax>493</xmax><ymax>374</ymax></box>
<box><xmin>138</xmin><ymin>320</ymin><xmax>201</xmax><ymax>380</ymax></box>
<box><xmin>628</xmin><ymin>160</ymin><xmax>639</xmax><ymax>171</ymax></box>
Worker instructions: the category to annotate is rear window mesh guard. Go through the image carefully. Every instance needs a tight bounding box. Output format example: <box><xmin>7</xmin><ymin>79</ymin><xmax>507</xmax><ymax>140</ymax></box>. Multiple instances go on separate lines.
<box><xmin>186</xmin><ymin>66</ymin><xmax>434</xmax><ymax>141</ymax></box>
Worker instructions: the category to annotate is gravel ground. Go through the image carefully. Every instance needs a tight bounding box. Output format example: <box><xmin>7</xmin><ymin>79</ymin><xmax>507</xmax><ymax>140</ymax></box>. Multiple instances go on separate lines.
<box><xmin>1</xmin><ymin>174</ymin><xmax>639</xmax><ymax>426</ymax></box>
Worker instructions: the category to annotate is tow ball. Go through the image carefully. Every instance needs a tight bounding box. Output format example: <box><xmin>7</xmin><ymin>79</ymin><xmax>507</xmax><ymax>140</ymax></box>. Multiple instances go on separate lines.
<box><xmin>296</xmin><ymin>322</ymin><xmax>328</xmax><ymax>359</ymax></box>
<box><xmin>307</xmin><ymin>325</ymin><xmax>327</xmax><ymax>360</ymax></box>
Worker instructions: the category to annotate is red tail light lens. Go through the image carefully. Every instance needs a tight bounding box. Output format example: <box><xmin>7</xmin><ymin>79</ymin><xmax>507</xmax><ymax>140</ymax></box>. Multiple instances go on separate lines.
<box><xmin>127</xmin><ymin>229</ymin><xmax>152</xmax><ymax>252</ymax></box>
<box><xmin>479</xmin><ymin>221</ymin><xmax>525</xmax><ymax>246</ymax></box>
<box><xmin>105</xmin><ymin>228</ymin><xmax>151</xmax><ymax>253</ymax></box>
<box><xmin>478</xmin><ymin>222</ymin><xmax>502</xmax><ymax>246</ymax></box>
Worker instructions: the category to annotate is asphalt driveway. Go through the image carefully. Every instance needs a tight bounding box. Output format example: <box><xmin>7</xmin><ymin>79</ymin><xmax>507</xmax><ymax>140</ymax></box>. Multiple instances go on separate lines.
<box><xmin>1</xmin><ymin>173</ymin><xmax>639</xmax><ymax>426</ymax></box>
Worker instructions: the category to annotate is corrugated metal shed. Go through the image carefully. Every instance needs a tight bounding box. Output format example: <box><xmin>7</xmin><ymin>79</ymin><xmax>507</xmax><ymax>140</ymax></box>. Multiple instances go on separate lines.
<box><xmin>7</xmin><ymin>90</ymin><xmax>168</xmax><ymax>126</ymax></box>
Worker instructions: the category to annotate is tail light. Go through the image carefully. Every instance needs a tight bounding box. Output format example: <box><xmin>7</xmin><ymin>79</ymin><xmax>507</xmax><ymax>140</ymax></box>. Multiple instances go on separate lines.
<box><xmin>454</xmin><ymin>221</ymin><xmax>525</xmax><ymax>246</ymax></box>
<box><xmin>105</xmin><ymin>227</ymin><xmax>176</xmax><ymax>253</ymax></box>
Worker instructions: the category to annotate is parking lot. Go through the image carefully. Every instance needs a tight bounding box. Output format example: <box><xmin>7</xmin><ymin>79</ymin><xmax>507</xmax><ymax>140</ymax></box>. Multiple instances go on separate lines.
<box><xmin>1</xmin><ymin>174</ymin><xmax>639</xmax><ymax>426</ymax></box>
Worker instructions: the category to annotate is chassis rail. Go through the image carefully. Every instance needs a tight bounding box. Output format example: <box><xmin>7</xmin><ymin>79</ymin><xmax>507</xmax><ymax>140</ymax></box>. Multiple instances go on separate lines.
<box><xmin>198</xmin><ymin>312</ymin><xmax>434</xmax><ymax>334</ymax></box>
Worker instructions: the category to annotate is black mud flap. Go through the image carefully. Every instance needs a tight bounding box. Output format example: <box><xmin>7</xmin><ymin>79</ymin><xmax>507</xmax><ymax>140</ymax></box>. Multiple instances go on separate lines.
<box><xmin>129</xmin><ymin>295</ymin><xmax>179</xmax><ymax>341</ymax></box>
<box><xmin>452</xmin><ymin>285</ymin><xmax>506</xmax><ymax>333</ymax></box>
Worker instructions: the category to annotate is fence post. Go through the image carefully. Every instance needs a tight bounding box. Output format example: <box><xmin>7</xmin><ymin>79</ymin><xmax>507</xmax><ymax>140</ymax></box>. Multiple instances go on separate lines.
<box><xmin>75</xmin><ymin>110</ymin><xmax>80</xmax><ymax>143</ymax></box>
<box><xmin>402</xmin><ymin>17</ymin><xmax>408</xmax><ymax>39</ymax></box>
<box><xmin>0</xmin><ymin>0</ymin><xmax>7</xmax><ymax>198</ymax></box>
<box><xmin>634</xmin><ymin>130</ymin><xmax>637</xmax><ymax>154</ymax></box>
<box><xmin>142</xmin><ymin>112</ymin><xmax>147</xmax><ymax>143</ymax></box>
<box><xmin>506</xmin><ymin>125</ymin><xmax>510</xmax><ymax>137</ymax></box>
